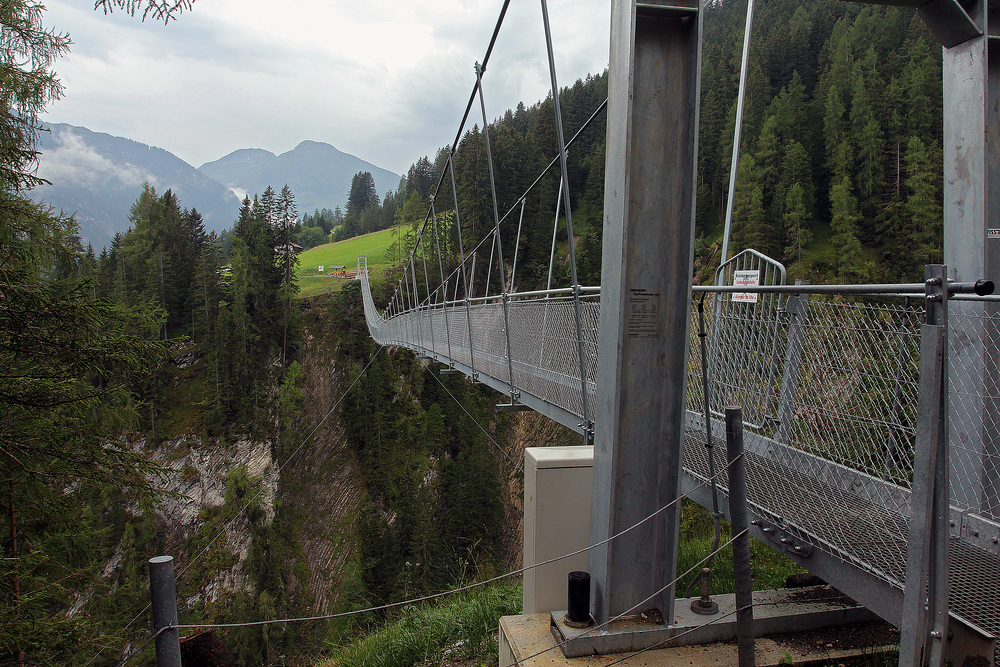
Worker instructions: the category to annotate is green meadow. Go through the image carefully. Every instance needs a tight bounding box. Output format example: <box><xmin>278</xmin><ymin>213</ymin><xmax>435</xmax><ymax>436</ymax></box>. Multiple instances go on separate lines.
<box><xmin>296</xmin><ymin>226</ymin><xmax>401</xmax><ymax>297</ymax></box>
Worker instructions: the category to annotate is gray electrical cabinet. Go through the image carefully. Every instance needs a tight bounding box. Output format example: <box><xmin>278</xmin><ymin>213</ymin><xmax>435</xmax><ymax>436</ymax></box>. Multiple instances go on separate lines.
<box><xmin>522</xmin><ymin>446</ymin><xmax>594</xmax><ymax>614</ymax></box>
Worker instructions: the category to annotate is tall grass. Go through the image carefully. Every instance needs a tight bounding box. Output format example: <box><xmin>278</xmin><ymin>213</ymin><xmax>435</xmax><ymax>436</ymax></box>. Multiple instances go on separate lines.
<box><xmin>322</xmin><ymin>582</ymin><xmax>521</xmax><ymax>667</ymax></box>
<box><xmin>677</xmin><ymin>500</ymin><xmax>806</xmax><ymax>596</ymax></box>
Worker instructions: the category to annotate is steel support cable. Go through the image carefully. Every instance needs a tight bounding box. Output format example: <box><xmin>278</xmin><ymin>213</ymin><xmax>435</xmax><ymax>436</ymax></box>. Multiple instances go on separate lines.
<box><xmin>474</xmin><ymin>61</ymin><xmax>518</xmax><ymax>401</ymax></box>
<box><xmin>157</xmin><ymin>469</ymin><xmax>723</xmax><ymax>635</ymax></box>
<box><xmin>486</xmin><ymin>228</ymin><xmax>496</xmax><ymax>300</ymax></box>
<box><xmin>92</xmin><ymin>346</ymin><xmax>388</xmax><ymax>667</ymax></box>
<box><xmin>686</xmin><ymin>295</ymin><xmax>724</xmax><ymax>599</ymax></box>
<box><xmin>384</xmin><ymin>0</ymin><xmax>512</xmax><ymax>315</ymax></box>
<box><xmin>540</xmin><ymin>0</ymin><xmax>591</xmax><ymax>442</ymax></box>
<box><xmin>719</xmin><ymin>0</ymin><xmax>756</xmax><ymax>269</ymax></box>
<box><xmin>509</xmin><ymin>197</ymin><xmax>527</xmax><ymax>293</ymax></box>
<box><xmin>410</xmin><ymin>256</ymin><xmax>423</xmax><ymax>351</ymax></box>
<box><xmin>449</xmin><ymin>153</ymin><xmax>478</xmax><ymax>379</ymax></box>
<box><xmin>430</xmin><ymin>197</ymin><xmax>455</xmax><ymax>364</ymax></box>
<box><xmin>425</xmin><ymin>365</ymin><xmax>521</xmax><ymax>469</ymax></box>
<box><xmin>403</xmin><ymin>264</ymin><xmax>412</xmax><ymax>348</ymax></box>
<box><xmin>380</xmin><ymin>96</ymin><xmax>608</xmax><ymax>327</ymax></box>
<box><xmin>430</xmin><ymin>96</ymin><xmax>606</xmax><ymax>294</ymax></box>
<box><xmin>420</xmin><ymin>234</ymin><xmax>436</xmax><ymax>355</ymax></box>
<box><xmin>598</xmin><ymin>597</ymin><xmax>863</xmax><ymax>667</ymax></box>
<box><xmin>388</xmin><ymin>95</ymin><xmax>608</xmax><ymax>323</ymax></box>
<box><xmin>112</xmin><ymin>626</ymin><xmax>168</xmax><ymax>667</ymax></box>
<box><xmin>371</xmin><ymin>100</ymin><xmax>614</xmax><ymax>377</ymax></box>
<box><xmin>409</xmin><ymin>250</ymin><xmax>419</xmax><ymax>342</ymax></box>
<box><xmin>469</xmin><ymin>253</ymin><xmax>478</xmax><ymax>300</ymax></box>
<box><xmin>506</xmin><ymin>453</ymin><xmax>753</xmax><ymax>667</ymax></box>
<box><xmin>557</xmin><ymin>587</ymin><xmax>863</xmax><ymax>667</ymax></box>
<box><xmin>538</xmin><ymin>173</ymin><xmax>564</xmax><ymax>368</ymax></box>
<box><xmin>710</xmin><ymin>0</ymin><xmax>757</xmax><ymax>429</ymax></box>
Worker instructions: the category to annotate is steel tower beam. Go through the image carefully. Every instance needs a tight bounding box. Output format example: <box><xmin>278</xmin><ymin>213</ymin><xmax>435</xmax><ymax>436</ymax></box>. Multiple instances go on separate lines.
<box><xmin>589</xmin><ymin>0</ymin><xmax>702</xmax><ymax>625</ymax></box>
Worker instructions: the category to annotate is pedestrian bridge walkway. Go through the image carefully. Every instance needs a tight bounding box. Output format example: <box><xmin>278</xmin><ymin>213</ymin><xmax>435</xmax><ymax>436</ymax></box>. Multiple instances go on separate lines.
<box><xmin>360</xmin><ymin>264</ymin><xmax>1000</xmax><ymax>656</ymax></box>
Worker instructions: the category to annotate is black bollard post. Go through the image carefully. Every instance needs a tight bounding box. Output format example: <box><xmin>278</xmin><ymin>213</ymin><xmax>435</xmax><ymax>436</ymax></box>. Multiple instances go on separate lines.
<box><xmin>566</xmin><ymin>571</ymin><xmax>592</xmax><ymax>628</ymax></box>
<box><xmin>725</xmin><ymin>407</ymin><xmax>755</xmax><ymax>667</ymax></box>
<box><xmin>149</xmin><ymin>555</ymin><xmax>182</xmax><ymax>667</ymax></box>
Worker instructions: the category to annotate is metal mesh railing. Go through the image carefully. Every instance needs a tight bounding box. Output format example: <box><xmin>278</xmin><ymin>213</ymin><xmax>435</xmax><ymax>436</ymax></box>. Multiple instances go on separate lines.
<box><xmin>948</xmin><ymin>301</ymin><xmax>1000</xmax><ymax>521</ymax></box>
<box><xmin>362</xmin><ymin>270</ymin><xmax>1000</xmax><ymax>657</ymax></box>
<box><xmin>685</xmin><ymin>293</ymin><xmax>923</xmax><ymax>587</ymax></box>
<box><xmin>362</xmin><ymin>273</ymin><xmax>600</xmax><ymax>421</ymax></box>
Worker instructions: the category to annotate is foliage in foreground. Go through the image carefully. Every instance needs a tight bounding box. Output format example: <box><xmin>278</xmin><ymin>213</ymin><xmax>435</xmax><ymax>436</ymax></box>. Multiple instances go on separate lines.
<box><xmin>322</xmin><ymin>582</ymin><xmax>521</xmax><ymax>667</ymax></box>
<box><xmin>677</xmin><ymin>500</ymin><xmax>806</xmax><ymax>596</ymax></box>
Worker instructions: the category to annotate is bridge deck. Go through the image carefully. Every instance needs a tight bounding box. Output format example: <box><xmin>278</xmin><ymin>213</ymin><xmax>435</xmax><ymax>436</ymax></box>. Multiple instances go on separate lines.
<box><xmin>683</xmin><ymin>425</ymin><xmax>1000</xmax><ymax>654</ymax></box>
<box><xmin>361</xmin><ymin>273</ymin><xmax>1000</xmax><ymax>659</ymax></box>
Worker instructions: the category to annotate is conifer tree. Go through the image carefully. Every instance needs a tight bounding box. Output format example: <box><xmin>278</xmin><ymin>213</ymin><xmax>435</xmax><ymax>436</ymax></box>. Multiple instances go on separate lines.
<box><xmin>903</xmin><ymin>135</ymin><xmax>942</xmax><ymax>276</ymax></box>
<box><xmin>783</xmin><ymin>182</ymin><xmax>812</xmax><ymax>268</ymax></box>
<box><xmin>830</xmin><ymin>175</ymin><xmax>866</xmax><ymax>283</ymax></box>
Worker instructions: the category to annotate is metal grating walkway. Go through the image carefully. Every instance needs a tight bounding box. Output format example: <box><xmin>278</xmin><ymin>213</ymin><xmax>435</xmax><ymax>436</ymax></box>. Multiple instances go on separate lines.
<box><xmin>683</xmin><ymin>423</ymin><xmax>1000</xmax><ymax>662</ymax></box>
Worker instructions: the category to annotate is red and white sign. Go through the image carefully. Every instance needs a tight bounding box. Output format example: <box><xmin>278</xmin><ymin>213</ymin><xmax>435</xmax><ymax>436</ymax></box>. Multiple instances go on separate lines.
<box><xmin>732</xmin><ymin>269</ymin><xmax>760</xmax><ymax>303</ymax></box>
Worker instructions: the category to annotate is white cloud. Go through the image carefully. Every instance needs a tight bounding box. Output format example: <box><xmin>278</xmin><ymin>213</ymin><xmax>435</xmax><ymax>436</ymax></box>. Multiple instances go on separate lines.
<box><xmin>37</xmin><ymin>127</ymin><xmax>159</xmax><ymax>189</ymax></box>
<box><xmin>39</xmin><ymin>0</ymin><xmax>610</xmax><ymax>175</ymax></box>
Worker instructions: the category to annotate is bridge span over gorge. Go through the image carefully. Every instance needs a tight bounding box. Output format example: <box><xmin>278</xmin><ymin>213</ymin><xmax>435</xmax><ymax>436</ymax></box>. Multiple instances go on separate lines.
<box><xmin>358</xmin><ymin>0</ymin><xmax>1000</xmax><ymax>665</ymax></box>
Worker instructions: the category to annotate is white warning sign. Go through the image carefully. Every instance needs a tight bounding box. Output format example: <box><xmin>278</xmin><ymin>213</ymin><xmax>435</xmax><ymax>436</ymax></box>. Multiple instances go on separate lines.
<box><xmin>732</xmin><ymin>269</ymin><xmax>760</xmax><ymax>303</ymax></box>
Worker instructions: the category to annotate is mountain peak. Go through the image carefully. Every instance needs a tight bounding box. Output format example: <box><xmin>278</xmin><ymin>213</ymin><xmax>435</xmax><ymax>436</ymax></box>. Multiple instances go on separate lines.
<box><xmin>199</xmin><ymin>141</ymin><xmax>399</xmax><ymax>213</ymax></box>
<box><xmin>290</xmin><ymin>140</ymin><xmax>340</xmax><ymax>154</ymax></box>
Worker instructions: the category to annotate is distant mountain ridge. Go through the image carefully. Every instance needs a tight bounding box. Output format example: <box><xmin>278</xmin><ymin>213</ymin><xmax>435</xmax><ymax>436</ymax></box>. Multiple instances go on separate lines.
<box><xmin>31</xmin><ymin>124</ymin><xmax>400</xmax><ymax>251</ymax></box>
<box><xmin>199</xmin><ymin>140</ymin><xmax>399</xmax><ymax>216</ymax></box>
<box><xmin>33</xmin><ymin>124</ymin><xmax>242</xmax><ymax>251</ymax></box>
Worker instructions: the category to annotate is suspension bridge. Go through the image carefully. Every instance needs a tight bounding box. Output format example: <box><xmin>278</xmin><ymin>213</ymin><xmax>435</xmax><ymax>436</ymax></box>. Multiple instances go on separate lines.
<box><xmin>358</xmin><ymin>1</ymin><xmax>1000</xmax><ymax>665</ymax></box>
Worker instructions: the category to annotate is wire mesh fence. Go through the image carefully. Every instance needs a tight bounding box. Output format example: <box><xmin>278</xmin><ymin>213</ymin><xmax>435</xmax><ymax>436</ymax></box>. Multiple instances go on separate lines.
<box><xmin>684</xmin><ymin>292</ymin><xmax>923</xmax><ymax>587</ymax></box>
<box><xmin>362</xmin><ymin>270</ymin><xmax>1000</xmax><ymax>660</ymax></box>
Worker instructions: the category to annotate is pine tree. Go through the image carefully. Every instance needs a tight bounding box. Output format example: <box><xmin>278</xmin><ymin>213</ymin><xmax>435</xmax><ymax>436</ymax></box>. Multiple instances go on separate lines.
<box><xmin>0</xmin><ymin>189</ymin><xmax>167</xmax><ymax>663</ymax></box>
<box><xmin>0</xmin><ymin>2</ymin><xmax>70</xmax><ymax>192</ymax></box>
<box><xmin>829</xmin><ymin>175</ymin><xmax>866</xmax><ymax>283</ymax></box>
<box><xmin>903</xmin><ymin>135</ymin><xmax>942</xmax><ymax>276</ymax></box>
<box><xmin>277</xmin><ymin>185</ymin><xmax>299</xmax><ymax>375</ymax></box>
<box><xmin>783</xmin><ymin>181</ymin><xmax>812</xmax><ymax>268</ymax></box>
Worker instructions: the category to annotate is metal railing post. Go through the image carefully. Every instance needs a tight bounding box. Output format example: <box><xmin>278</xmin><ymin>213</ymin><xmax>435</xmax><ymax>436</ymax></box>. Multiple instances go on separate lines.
<box><xmin>430</xmin><ymin>197</ymin><xmax>454</xmax><ymax>364</ymax></box>
<box><xmin>419</xmin><ymin>233</ymin><xmax>436</xmax><ymax>356</ymax></box>
<box><xmin>725</xmin><ymin>408</ymin><xmax>756</xmax><ymax>667</ymax></box>
<box><xmin>446</xmin><ymin>153</ymin><xmax>477</xmax><ymax>378</ymax></box>
<box><xmin>149</xmin><ymin>555</ymin><xmax>181</xmax><ymax>667</ymax></box>
<box><xmin>540</xmin><ymin>0</ymin><xmax>592</xmax><ymax>440</ymax></box>
<box><xmin>410</xmin><ymin>256</ymin><xmax>424</xmax><ymax>353</ymax></box>
<box><xmin>510</xmin><ymin>197</ymin><xmax>527</xmax><ymax>293</ymax></box>
<box><xmin>900</xmin><ymin>264</ymin><xmax>949</xmax><ymax>667</ymax></box>
<box><xmin>474</xmin><ymin>61</ymin><xmax>517</xmax><ymax>397</ymax></box>
<box><xmin>538</xmin><ymin>174</ymin><xmax>565</xmax><ymax>367</ymax></box>
<box><xmin>775</xmin><ymin>280</ymin><xmax>809</xmax><ymax>445</ymax></box>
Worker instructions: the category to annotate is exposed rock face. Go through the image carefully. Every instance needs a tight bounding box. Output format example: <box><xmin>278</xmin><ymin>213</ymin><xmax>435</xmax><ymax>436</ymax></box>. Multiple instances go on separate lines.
<box><xmin>155</xmin><ymin>436</ymin><xmax>280</xmax><ymax>531</ymax></box>
<box><xmin>154</xmin><ymin>436</ymin><xmax>280</xmax><ymax>607</ymax></box>
<box><xmin>102</xmin><ymin>294</ymin><xmax>571</xmax><ymax>634</ymax></box>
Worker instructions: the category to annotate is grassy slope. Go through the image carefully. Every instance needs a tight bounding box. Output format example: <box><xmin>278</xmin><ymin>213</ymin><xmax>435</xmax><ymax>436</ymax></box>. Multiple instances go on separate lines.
<box><xmin>296</xmin><ymin>227</ymin><xmax>401</xmax><ymax>297</ymax></box>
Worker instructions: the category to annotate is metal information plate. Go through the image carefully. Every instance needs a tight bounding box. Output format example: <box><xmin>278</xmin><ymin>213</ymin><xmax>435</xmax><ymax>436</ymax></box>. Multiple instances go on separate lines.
<box><xmin>627</xmin><ymin>288</ymin><xmax>660</xmax><ymax>338</ymax></box>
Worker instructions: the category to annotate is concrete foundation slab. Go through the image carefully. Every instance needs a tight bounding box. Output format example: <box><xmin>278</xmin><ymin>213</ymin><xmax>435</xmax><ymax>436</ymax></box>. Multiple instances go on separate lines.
<box><xmin>500</xmin><ymin>587</ymin><xmax>897</xmax><ymax>666</ymax></box>
<box><xmin>500</xmin><ymin>612</ymin><xmax>897</xmax><ymax>667</ymax></box>
<box><xmin>549</xmin><ymin>587</ymin><xmax>878</xmax><ymax>657</ymax></box>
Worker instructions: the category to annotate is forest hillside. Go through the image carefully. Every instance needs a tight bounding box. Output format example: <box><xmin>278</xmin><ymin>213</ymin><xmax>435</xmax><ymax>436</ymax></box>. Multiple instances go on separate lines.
<box><xmin>0</xmin><ymin>0</ymin><xmax>951</xmax><ymax>665</ymax></box>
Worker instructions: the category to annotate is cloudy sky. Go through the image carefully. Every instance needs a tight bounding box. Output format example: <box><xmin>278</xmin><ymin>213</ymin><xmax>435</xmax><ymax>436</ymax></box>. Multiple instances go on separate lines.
<box><xmin>39</xmin><ymin>0</ymin><xmax>611</xmax><ymax>176</ymax></box>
